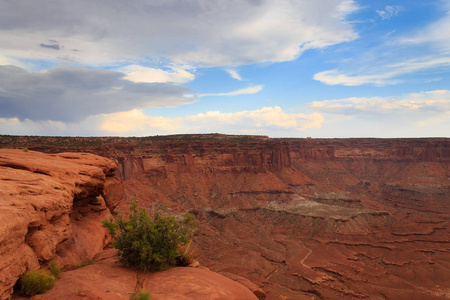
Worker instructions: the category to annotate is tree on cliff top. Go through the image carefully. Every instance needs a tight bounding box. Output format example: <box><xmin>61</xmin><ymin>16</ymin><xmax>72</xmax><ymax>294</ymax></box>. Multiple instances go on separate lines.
<box><xmin>102</xmin><ymin>201</ymin><xmax>197</xmax><ymax>271</ymax></box>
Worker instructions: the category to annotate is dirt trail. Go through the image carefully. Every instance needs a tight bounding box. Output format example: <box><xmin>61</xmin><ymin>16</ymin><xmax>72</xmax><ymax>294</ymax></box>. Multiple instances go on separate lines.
<box><xmin>300</xmin><ymin>241</ymin><xmax>313</xmax><ymax>268</ymax></box>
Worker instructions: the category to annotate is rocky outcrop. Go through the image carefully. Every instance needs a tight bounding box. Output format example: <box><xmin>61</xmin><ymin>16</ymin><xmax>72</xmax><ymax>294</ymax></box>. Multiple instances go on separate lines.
<box><xmin>0</xmin><ymin>149</ymin><xmax>120</xmax><ymax>300</ymax></box>
<box><xmin>0</xmin><ymin>149</ymin><xmax>259</xmax><ymax>300</ymax></box>
<box><xmin>21</xmin><ymin>249</ymin><xmax>258</xmax><ymax>300</ymax></box>
<box><xmin>0</xmin><ymin>135</ymin><xmax>449</xmax><ymax>299</ymax></box>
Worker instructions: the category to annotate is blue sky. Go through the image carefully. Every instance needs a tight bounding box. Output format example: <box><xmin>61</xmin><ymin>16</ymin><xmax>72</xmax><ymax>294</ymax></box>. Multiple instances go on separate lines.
<box><xmin>0</xmin><ymin>0</ymin><xmax>449</xmax><ymax>137</ymax></box>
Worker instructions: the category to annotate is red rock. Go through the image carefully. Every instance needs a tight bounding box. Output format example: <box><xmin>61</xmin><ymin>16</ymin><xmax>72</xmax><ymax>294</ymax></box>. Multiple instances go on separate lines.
<box><xmin>1</xmin><ymin>136</ymin><xmax>449</xmax><ymax>299</ymax></box>
<box><xmin>143</xmin><ymin>267</ymin><xmax>258</xmax><ymax>300</ymax></box>
<box><xmin>24</xmin><ymin>255</ymin><xmax>258</xmax><ymax>300</ymax></box>
<box><xmin>219</xmin><ymin>272</ymin><xmax>266</xmax><ymax>299</ymax></box>
<box><xmin>0</xmin><ymin>149</ymin><xmax>118</xmax><ymax>300</ymax></box>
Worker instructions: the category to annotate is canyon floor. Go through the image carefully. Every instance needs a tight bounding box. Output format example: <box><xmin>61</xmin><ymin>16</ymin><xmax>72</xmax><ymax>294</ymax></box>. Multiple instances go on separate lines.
<box><xmin>0</xmin><ymin>134</ymin><xmax>449</xmax><ymax>299</ymax></box>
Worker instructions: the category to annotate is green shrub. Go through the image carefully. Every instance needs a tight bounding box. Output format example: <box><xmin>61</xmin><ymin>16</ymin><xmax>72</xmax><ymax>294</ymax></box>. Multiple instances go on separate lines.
<box><xmin>130</xmin><ymin>289</ymin><xmax>152</xmax><ymax>300</ymax></box>
<box><xmin>21</xmin><ymin>148</ymin><xmax>29</xmax><ymax>152</ymax></box>
<box><xmin>102</xmin><ymin>200</ymin><xmax>197</xmax><ymax>271</ymax></box>
<box><xmin>19</xmin><ymin>270</ymin><xmax>56</xmax><ymax>297</ymax></box>
<box><xmin>48</xmin><ymin>262</ymin><xmax>61</xmax><ymax>279</ymax></box>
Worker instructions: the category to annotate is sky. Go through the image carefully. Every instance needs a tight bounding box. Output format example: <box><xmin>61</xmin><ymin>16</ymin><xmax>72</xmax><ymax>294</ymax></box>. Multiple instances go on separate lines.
<box><xmin>0</xmin><ymin>0</ymin><xmax>449</xmax><ymax>138</ymax></box>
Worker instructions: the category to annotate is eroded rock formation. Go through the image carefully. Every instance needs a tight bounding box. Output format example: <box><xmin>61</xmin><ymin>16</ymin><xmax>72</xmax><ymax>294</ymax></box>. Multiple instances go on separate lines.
<box><xmin>0</xmin><ymin>148</ymin><xmax>259</xmax><ymax>300</ymax></box>
<box><xmin>0</xmin><ymin>149</ymin><xmax>120</xmax><ymax>299</ymax></box>
<box><xmin>0</xmin><ymin>135</ymin><xmax>449</xmax><ymax>299</ymax></box>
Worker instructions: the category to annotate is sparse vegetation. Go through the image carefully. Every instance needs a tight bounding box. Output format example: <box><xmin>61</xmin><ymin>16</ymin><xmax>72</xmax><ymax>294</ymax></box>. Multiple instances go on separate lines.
<box><xmin>130</xmin><ymin>289</ymin><xmax>152</xmax><ymax>300</ymax></box>
<box><xmin>74</xmin><ymin>260</ymin><xmax>94</xmax><ymax>269</ymax></box>
<box><xmin>21</xmin><ymin>148</ymin><xmax>29</xmax><ymax>152</ymax></box>
<box><xmin>18</xmin><ymin>270</ymin><xmax>56</xmax><ymax>297</ymax></box>
<box><xmin>48</xmin><ymin>262</ymin><xmax>61</xmax><ymax>279</ymax></box>
<box><xmin>102</xmin><ymin>200</ymin><xmax>197</xmax><ymax>271</ymax></box>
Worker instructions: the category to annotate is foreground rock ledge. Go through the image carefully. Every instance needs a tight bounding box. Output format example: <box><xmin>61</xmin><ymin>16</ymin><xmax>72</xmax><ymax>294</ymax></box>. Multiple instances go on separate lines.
<box><xmin>0</xmin><ymin>149</ymin><xmax>258</xmax><ymax>300</ymax></box>
<box><xmin>22</xmin><ymin>251</ymin><xmax>258</xmax><ymax>300</ymax></box>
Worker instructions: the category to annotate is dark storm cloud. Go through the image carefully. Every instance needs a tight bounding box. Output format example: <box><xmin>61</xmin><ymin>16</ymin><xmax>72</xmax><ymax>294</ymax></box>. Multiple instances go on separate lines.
<box><xmin>40</xmin><ymin>40</ymin><xmax>60</xmax><ymax>50</ymax></box>
<box><xmin>0</xmin><ymin>65</ymin><xmax>195</xmax><ymax>122</ymax></box>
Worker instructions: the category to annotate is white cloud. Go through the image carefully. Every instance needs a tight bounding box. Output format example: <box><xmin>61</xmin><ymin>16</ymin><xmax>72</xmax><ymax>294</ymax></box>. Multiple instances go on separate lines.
<box><xmin>0</xmin><ymin>0</ymin><xmax>359</xmax><ymax>68</ymax></box>
<box><xmin>199</xmin><ymin>85</ymin><xmax>264</xmax><ymax>97</ymax></box>
<box><xmin>0</xmin><ymin>117</ymin><xmax>81</xmax><ymax>136</ymax></box>
<box><xmin>2</xmin><ymin>97</ymin><xmax>448</xmax><ymax>138</ymax></box>
<box><xmin>313</xmin><ymin>69</ymin><xmax>394</xmax><ymax>86</ymax></box>
<box><xmin>226</xmin><ymin>69</ymin><xmax>242</xmax><ymax>81</ymax></box>
<box><xmin>309</xmin><ymin>90</ymin><xmax>450</xmax><ymax>115</ymax></box>
<box><xmin>314</xmin><ymin>56</ymin><xmax>450</xmax><ymax>86</ymax></box>
<box><xmin>400</xmin><ymin>7</ymin><xmax>450</xmax><ymax>50</ymax></box>
<box><xmin>314</xmin><ymin>4</ymin><xmax>450</xmax><ymax>87</ymax></box>
<box><xmin>122</xmin><ymin>65</ymin><xmax>195</xmax><ymax>84</ymax></box>
<box><xmin>0</xmin><ymin>106</ymin><xmax>324</xmax><ymax>136</ymax></box>
<box><xmin>305</xmin><ymin>90</ymin><xmax>450</xmax><ymax>138</ymax></box>
<box><xmin>416</xmin><ymin>111</ymin><xmax>450</xmax><ymax>127</ymax></box>
<box><xmin>99</xmin><ymin>106</ymin><xmax>323</xmax><ymax>135</ymax></box>
<box><xmin>0</xmin><ymin>54</ymin><xmax>29</xmax><ymax>68</ymax></box>
<box><xmin>100</xmin><ymin>109</ymin><xmax>182</xmax><ymax>133</ymax></box>
<box><xmin>376</xmin><ymin>6</ymin><xmax>402</xmax><ymax>20</ymax></box>
<box><xmin>183</xmin><ymin>106</ymin><xmax>323</xmax><ymax>131</ymax></box>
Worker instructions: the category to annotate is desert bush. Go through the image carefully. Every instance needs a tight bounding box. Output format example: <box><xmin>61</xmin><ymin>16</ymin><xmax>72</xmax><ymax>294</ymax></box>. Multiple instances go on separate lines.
<box><xmin>48</xmin><ymin>262</ymin><xmax>61</xmax><ymax>279</ymax></box>
<box><xmin>102</xmin><ymin>200</ymin><xmax>197</xmax><ymax>271</ymax></box>
<box><xmin>130</xmin><ymin>289</ymin><xmax>152</xmax><ymax>300</ymax></box>
<box><xmin>19</xmin><ymin>270</ymin><xmax>56</xmax><ymax>297</ymax></box>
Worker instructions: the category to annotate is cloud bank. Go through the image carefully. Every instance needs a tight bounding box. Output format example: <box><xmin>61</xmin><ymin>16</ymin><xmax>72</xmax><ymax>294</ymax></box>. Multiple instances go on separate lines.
<box><xmin>0</xmin><ymin>65</ymin><xmax>195</xmax><ymax>122</ymax></box>
<box><xmin>309</xmin><ymin>90</ymin><xmax>450</xmax><ymax>134</ymax></box>
<box><xmin>314</xmin><ymin>57</ymin><xmax>450</xmax><ymax>86</ymax></box>
<box><xmin>309</xmin><ymin>90</ymin><xmax>450</xmax><ymax>115</ymax></box>
<box><xmin>100</xmin><ymin>106</ymin><xmax>324</xmax><ymax>136</ymax></box>
<box><xmin>0</xmin><ymin>0</ymin><xmax>359</xmax><ymax>67</ymax></box>
<box><xmin>0</xmin><ymin>106</ymin><xmax>323</xmax><ymax>137</ymax></box>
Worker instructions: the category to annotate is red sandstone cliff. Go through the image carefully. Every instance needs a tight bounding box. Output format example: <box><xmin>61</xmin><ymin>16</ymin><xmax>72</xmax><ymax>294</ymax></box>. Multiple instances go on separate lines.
<box><xmin>0</xmin><ymin>149</ymin><xmax>258</xmax><ymax>300</ymax></box>
<box><xmin>0</xmin><ymin>135</ymin><xmax>449</xmax><ymax>299</ymax></box>
<box><xmin>0</xmin><ymin>149</ymin><xmax>119</xmax><ymax>299</ymax></box>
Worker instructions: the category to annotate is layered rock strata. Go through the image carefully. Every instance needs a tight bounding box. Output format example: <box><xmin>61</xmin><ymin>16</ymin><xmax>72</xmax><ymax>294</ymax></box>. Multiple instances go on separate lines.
<box><xmin>0</xmin><ymin>149</ymin><xmax>259</xmax><ymax>300</ymax></box>
<box><xmin>0</xmin><ymin>135</ymin><xmax>449</xmax><ymax>299</ymax></box>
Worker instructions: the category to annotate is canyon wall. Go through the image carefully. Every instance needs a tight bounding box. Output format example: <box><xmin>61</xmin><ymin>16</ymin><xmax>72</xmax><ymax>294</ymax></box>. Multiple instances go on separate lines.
<box><xmin>1</xmin><ymin>135</ymin><xmax>449</xmax><ymax>299</ymax></box>
<box><xmin>0</xmin><ymin>149</ymin><xmax>258</xmax><ymax>300</ymax></box>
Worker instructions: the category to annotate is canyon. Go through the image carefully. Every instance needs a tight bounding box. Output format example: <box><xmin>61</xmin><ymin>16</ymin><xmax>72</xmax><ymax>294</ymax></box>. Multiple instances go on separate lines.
<box><xmin>0</xmin><ymin>134</ymin><xmax>449</xmax><ymax>299</ymax></box>
<box><xmin>0</xmin><ymin>148</ymin><xmax>257</xmax><ymax>300</ymax></box>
